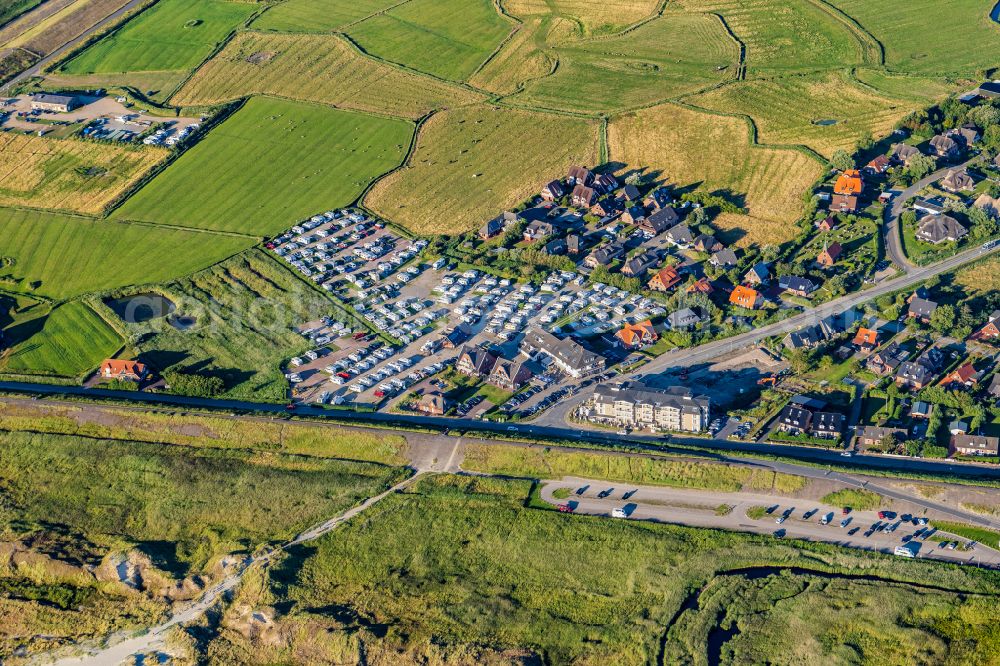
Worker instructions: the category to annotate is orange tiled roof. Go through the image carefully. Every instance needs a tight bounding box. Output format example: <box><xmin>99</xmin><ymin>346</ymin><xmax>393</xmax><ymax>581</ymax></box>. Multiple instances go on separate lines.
<box><xmin>101</xmin><ymin>359</ymin><xmax>147</xmax><ymax>375</ymax></box>
<box><xmin>853</xmin><ymin>328</ymin><xmax>878</xmax><ymax>346</ymax></box>
<box><xmin>615</xmin><ymin>320</ymin><xmax>657</xmax><ymax>346</ymax></box>
<box><xmin>730</xmin><ymin>286</ymin><xmax>759</xmax><ymax>308</ymax></box>
<box><xmin>834</xmin><ymin>169</ymin><xmax>864</xmax><ymax>196</ymax></box>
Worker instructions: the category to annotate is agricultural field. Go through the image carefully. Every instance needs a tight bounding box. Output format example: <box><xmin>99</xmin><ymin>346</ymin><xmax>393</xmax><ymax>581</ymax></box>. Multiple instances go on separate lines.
<box><xmin>40</xmin><ymin>70</ymin><xmax>191</xmax><ymax>105</ymax></box>
<box><xmin>0</xmin><ymin>428</ymin><xmax>408</xmax><ymax>660</ymax></box>
<box><xmin>0</xmin><ymin>208</ymin><xmax>254</xmax><ymax>300</ymax></box>
<box><xmin>671</xmin><ymin>0</ymin><xmax>864</xmax><ymax>75</ymax></box>
<box><xmin>853</xmin><ymin>67</ymin><xmax>966</xmax><ymax>102</ymax></box>
<box><xmin>59</xmin><ymin>0</ymin><xmax>258</xmax><ymax>75</ymax></box>
<box><xmin>364</xmin><ymin>104</ymin><xmax>599</xmax><ymax>235</ymax></box>
<box><xmin>251</xmin><ymin>0</ymin><xmax>399</xmax><ymax>33</ymax></box>
<box><xmin>0</xmin><ymin>133</ymin><xmax>167</xmax><ymax>214</ymax></box>
<box><xmin>199</xmin><ymin>475</ymin><xmax>1000</xmax><ymax>665</ymax></box>
<box><xmin>608</xmin><ymin>102</ymin><xmax>823</xmax><ymax>246</ymax></box>
<box><xmin>514</xmin><ymin>10</ymin><xmax>739</xmax><ymax>113</ymax></box>
<box><xmin>114</xmin><ymin>97</ymin><xmax>413</xmax><ymax>236</ymax></box>
<box><xmin>466</xmin><ymin>17</ymin><xmax>554</xmax><ymax>96</ymax></box>
<box><xmin>954</xmin><ymin>255</ymin><xmax>1000</xmax><ymax>295</ymax></box>
<box><xmin>116</xmin><ymin>250</ymin><xmax>335</xmax><ymax>402</ymax></box>
<box><xmin>688</xmin><ymin>71</ymin><xmax>917</xmax><ymax>157</ymax></box>
<box><xmin>501</xmin><ymin>0</ymin><xmax>660</xmax><ymax>35</ymax></box>
<box><xmin>0</xmin><ymin>0</ymin><xmax>132</xmax><ymax>55</ymax></box>
<box><xmin>345</xmin><ymin>0</ymin><xmax>512</xmax><ymax>81</ymax></box>
<box><xmin>0</xmin><ymin>300</ymin><xmax>122</xmax><ymax>378</ymax></box>
<box><xmin>826</xmin><ymin>0</ymin><xmax>1000</xmax><ymax>76</ymax></box>
<box><xmin>172</xmin><ymin>32</ymin><xmax>485</xmax><ymax>119</ymax></box>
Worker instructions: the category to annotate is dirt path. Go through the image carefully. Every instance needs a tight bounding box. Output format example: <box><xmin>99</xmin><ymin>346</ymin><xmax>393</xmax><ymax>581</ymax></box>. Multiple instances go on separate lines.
<box><xmin>45</xmin><ymin>473</ymin><xmax>423</xmax><ymax>666</ymax></box>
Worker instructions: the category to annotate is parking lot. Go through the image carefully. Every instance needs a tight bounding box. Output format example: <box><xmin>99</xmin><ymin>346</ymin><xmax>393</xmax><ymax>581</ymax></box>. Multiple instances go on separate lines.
<box><xmin>270</xmin><ymin>208</ymin><xmax>670</xmax><ymax>414</ymax></box>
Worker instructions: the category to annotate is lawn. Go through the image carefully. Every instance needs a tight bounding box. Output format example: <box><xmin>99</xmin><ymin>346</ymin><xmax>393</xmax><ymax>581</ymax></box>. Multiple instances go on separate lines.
<box><xmin>118</xmin><ymin>249</ymin><xmax>334</xmax><ymax>402</ymax></box>
<box><xmin>0</xmin><ymin>132</ymin><xmax>167</xmax><ymax>214</ymax></box>
<box><xmin>689</xmin><ymin>70</ymin><xmax>917</xmax><ymax>158</ymax></box>
<box><xmin>114</xmin><ymin>97</ymin><xmax>413</xmax><ymax>236</ymax></box>
<box><xmin>251</xmin><ymin>0</ymin><xmax>399</xmax><ymax>32</ymax></box>
<box><xmin>462</xmin><ymin>442</ymin><xmax>807</xmax><ymax>493</ymax></box>
<box><xmin>827</xmin><ymin>0</ymin><xmax>1000</xmax><ymax>76</ymax></box>
<box><xmin>671</xmin><ymin>0</ymin><xmax>864</xmax><ymax>75</ymax></box>
<box><xmin>607</xmin><ymin>102</ymin><xmax>824</xmax><ymax>246</ymax></box>
<box><xmin>821</xmin><ymin>487</ymin><xmax>881</xmax><ymax>510</ymax></box>
<box><xmin>0</xmin><ymin>300</ymin><xmax>122</xmax><ymax>378</ymax></box>
<box><xmin>346</xmin><ymin>0</ymin><xmax>512</xmax><ymax>81</ymax></box>
<box><xmin>0</xmin><ymin>208</ymin><xmax>254</xmax><ymax>300</ymax></box>
<box><xmin>60</xmin><ymin>0</ymin><xmax>258</xmax><ymax>74</ymax></box>
<box><xmin>200</xmin><ymin>475</ymin><xmax>1000</xmax><ymax>664</ymax></box>
<box><xmin>364</xmin><ymin>104</ymin><xmax>599</xmax><ymax>235</ymax></box>
<box><xmin>514</xmin><ymin>10</ymin><xmax>738</xmax><ymax>113</ymax></box>
<box><xmin>502</xmin><ymin>0</ymin><xmax>660</xmax><ymax>35</ymax></box>
<box><xmin>853</xmin><ymin>67</ymin><xmax>964</xmax><ymax>102</ymax></box>
<box><xmin>172</xmin><ymin>31</ymin><xmax>485</xmax><ymax>119</ymax></box>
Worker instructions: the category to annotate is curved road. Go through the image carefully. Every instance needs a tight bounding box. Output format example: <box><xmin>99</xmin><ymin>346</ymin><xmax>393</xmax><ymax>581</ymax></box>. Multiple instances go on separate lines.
<box><xmin>883</xmin><ymin>155</ymin><xmax>983</xmax><ymax>272</ymax></box>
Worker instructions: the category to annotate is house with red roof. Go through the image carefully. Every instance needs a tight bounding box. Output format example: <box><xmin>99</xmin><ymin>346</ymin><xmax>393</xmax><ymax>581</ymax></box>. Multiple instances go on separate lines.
<box><xmin>615</xmin><ymin>320</ymin><xmax>658</xmax><ymax>349</ymax></box>
<box><xmin>99</xmin><ymin>359</ymin><xmax>149</xmax><ymax>383</ymax></box>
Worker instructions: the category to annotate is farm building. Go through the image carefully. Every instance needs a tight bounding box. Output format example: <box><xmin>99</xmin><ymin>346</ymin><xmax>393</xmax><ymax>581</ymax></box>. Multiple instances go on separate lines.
<box><xmin>30</xmin><ymin>93</ymin><xmax>82</xmax><ymax>112</ymax></box>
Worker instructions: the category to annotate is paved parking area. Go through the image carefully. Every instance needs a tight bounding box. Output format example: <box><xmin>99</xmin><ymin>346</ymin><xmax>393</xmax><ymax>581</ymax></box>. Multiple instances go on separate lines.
<box><xmin>541</xmin><ymin>478</ymin><xmax>1000</xmax><ymax>567</ymax></box>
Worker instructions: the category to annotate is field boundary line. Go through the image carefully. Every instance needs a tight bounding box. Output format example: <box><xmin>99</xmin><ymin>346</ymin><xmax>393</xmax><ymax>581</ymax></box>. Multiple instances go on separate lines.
<box><xmin>356</xmin><ymin>110</ymin><xmax>427</xmax><ymax>230</ymax></box>
<box><xmin>709</xmin><ymin>11</ymin><xmax>744</xmax><ymax>81</ymax></box>
<box><xmin>801</xmin><ymin>0</ymin><xmax>883</xmax><ymax>66</ymax></box>
<box><xmin>40</xmin><ymin>0</ymin><xmax>156</xmax><ymax>76</ymax></box>
<box><xmin>466</xmin><ymin>0</ymin><xmax>520</xmax><ymax>82</ymax></box>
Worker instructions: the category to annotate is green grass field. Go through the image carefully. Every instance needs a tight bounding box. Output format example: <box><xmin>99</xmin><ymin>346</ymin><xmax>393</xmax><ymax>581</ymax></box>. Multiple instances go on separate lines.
<box><xmin>0</xmin><ymin>0</ymin><xmax>43</xmax><ymax>28</ymax></box>
<box><xmin>114</xmin><ymin>97</ymin><xmax>413</xmax><ymax>236</ymax></box>
<box><xmin>172</xmin><ymin>31</ymin><xmax>485</xmax><ymax>119</ymax></box>
<box><xmin>251</xmin><ymin>0</ymin><xmax>398</xmax><ymax>33</ymax></box>
<box><xmin>827</xmin><ymin>0</ymin><xmax>1000</xmax><ymax>76</ymax></box>
<box><xmin>345</xmin><ymin>0</ymin><xmax>512</xmax><ymax>81</ymax></box>
<box><xmin>364</xmin><ymin>104</ymin><xmax>598</xmax><ymax>234</ymax></box>
<box><xmin>119</xmin><ymin>250</ymin><xmax>333</xmax><ymax>402</ymax></box>
<box><xmin>0</xmin><ymin>208</ymin><xmax>253</xmax><ymax>300</ymax></box>
<box><xmin>672</xmin><ymin>0</ymin><xmax>863</xmax><ymax>75</ymax></box>
<box><xmin>200</xmin><ymin>475</ymin><xmax>1000</xmax><ymax>664</ymax></box>
<box><xmin>60</xmin><ymin>0</ymin><xmax>257</xmax><ymax>74</ymax></box>
<box><xmin>515</xmin><ymin>10</ymin><xmax>738</xmax><ymax>113</ymax></box>
<box><xmin>0</xmin><ymin>300</ymin><xmax>122</xmax><ymax>378</ymax></box>
<box><xmin>502</xmin><ymin>0</ymin><xmax>660</xmax><ymax>35</ymax></box>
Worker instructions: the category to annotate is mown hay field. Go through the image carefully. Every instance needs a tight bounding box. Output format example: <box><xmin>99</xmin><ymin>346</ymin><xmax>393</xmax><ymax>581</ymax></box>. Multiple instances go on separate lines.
<box><xmin>853</xmin><ymin>67</ymin><xmax>967</xmax><ymax>102</ymax></box>
<box><xmin>514</xmin><ymin>10</ymin><xmax>738</xmax><ymax>113</ymax></box>
<box><xmin>0</xmin><ymin>208</ymin><xmax>254</xmax><ymax>299</ymax></box>
<box><xmin>122</xmin><ymin>250</ymin><xmax>334</xmax><ymax>402</ymax></box>
<box><xmin>365</xmin><ymin>105</ymin><xmax>599</xmax><ymax>235</ymax></box>
<box><xmin>954</xmin><ymin>255</ymin><xmax>1000</xmax><ymax>294</ymax></box>
<box><xmin>827</xmin><ymin>0</ymin><xmax>1000</xmax><ymax>76</ymax></box>
<box><xmin>466</xmin><ymin>17</ymin><xmax>554</xmax><ymax>96</ymax></box>
<box><xmin>60</xmin><ymin>0</ymin><xmax>257</xmax><ymax>75</ymax></box>
<box><xmin>0</xmin><ymin>133</ymin><xmax>167</xmax><ymax>214</ymax></box>
<box><xmin>41</xmin><ymin>70</ymin><xmax>190</xmax><ymax>104</ymax></box>
<box><xmin>0</xmin><ymin>400</ymin><xmax>410</xmax><ymax>464</ymax></box>
<box><xmin>0</xmin><ymin>300</ymin><xmax>122</xmax><ymax>378</ymax></box>
<box><xmin>671</xmin><ymin>0</ymin><xmax>862</xmax><ymax>75</ymax></box>
<box><xmin>115</xmin><ymin>97</ymin><xmax>413</xmax><ymax>236</ymax></box>
<box><xmin>251</xmin><ymin>0</ymin><xmax>398</xmax><ymax>33</ymax></box>
<box><xmin>345</xmin><ymin>0</ymin><xmax>512</xmax><ymax>81</ymax></box>
<box><xmin>608</xmin><ymin>102</ymin><xmax>823</xmax><ymax>246</ymax></box>
<box><xmin>502</xmin><ymin>0</ymin><xmax>660</xmax><ymax>35</ymax></box>
<box><xmin>172</xmin><ymin>32</ymin><xmax>485</xmax><ymax>119</ymax></box>
<box><xmin>688</xmin><ymin>71</ymin><xmax>915</xmax><ymax>158</ymax></box>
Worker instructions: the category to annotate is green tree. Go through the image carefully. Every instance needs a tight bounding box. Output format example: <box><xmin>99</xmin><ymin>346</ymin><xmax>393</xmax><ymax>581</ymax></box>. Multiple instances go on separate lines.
<box><xmin>906</xmin><ymin>154</ymin><xmax>937</xmax><ymax>181</ymax></box>
<box><xmin>970</xmin><ymin>105</ymin><xmax>1000</xmax><ymax>129</ymax></box>
<box><xmin>829</xmin><ymin>149</ymin><xmax>854</xmax><ymax>172</ymax></box>
<box><xmin>929</xmin><ymin>304</ymin><xmax>956</xmax><ymax>333</ymax></box>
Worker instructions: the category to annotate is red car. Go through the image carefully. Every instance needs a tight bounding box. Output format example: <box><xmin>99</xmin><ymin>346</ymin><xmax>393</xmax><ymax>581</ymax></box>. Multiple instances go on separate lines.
<box><xmin>557</xmin><ymin>504</ymin><xmax>574</xmax><ymax>513</ymax></box>
<box><xmin>877</xmin><ymin>511</ymin><xmax>886</xmax><ymax>520</ymax></box>
<box><xmin>337</xmin><ymin>371</ymin><xmax>351</xmax><ymax>379</ymax></box>
<box><xmin>374</xmin><ymin>390</ymin><xmax>385</xmax><ymax>398</ymax></box>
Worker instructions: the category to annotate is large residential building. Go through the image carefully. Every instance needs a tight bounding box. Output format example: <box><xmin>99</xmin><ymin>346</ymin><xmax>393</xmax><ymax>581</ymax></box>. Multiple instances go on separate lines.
<box><xmin>521</xmin><ymin>328</ymin><xmax>605</xmax><ymax>378</ymax></box>
<box><xmin>455</xmin><ymin>345</ymin><xmax>498</xmax><ymax>379</ymax></box>
<box><xmin>951</xmin><ymin>434</ymin><xmax>1000</xmax><ymax>457</ymax></box>
<box><xmin>590</xmin><ymin>382</ymin><xmax>709</xmax><ymax>432</ymax></box>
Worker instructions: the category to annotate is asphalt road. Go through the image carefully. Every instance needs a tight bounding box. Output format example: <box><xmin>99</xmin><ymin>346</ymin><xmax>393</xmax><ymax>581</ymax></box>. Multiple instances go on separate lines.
<box><xmin>883</xmin><ymin>155</ymin><xmax>983</xmax><ymax>272</ymax></box>
<box><xmin>534</xmin><ymin>239</ymin><xmax>1000</xmax><ymax>427</ymax></box>
<box><xmin>540</xmin><ymin>478</ymin><xmax>1000</xmax><ymax>568</ymax></box>
<box><xmin>0</xmin><ymin>0</ymin><xmax>148</xmax><ymax>94</ymax></box>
